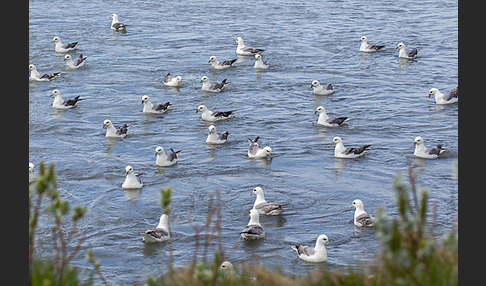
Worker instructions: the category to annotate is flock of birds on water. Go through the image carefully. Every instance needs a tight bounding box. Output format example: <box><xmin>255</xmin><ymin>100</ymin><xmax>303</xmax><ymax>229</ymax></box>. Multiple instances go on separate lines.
<box><xmin>29</xmin><ymin>12</ymin><xmax>458</xmax><ymax>270</ymax></box>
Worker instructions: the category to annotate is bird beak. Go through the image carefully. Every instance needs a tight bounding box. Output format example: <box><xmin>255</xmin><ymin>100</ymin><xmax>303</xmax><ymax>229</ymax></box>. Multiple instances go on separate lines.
<box><xmin>249</xmin><ymin>192</ymin><xmax>253</xmax><ymax>196</ymax></box>
<box><xmin>413</xmin><ymin>142</ymin><xmax>416</xmax><ymax>146</ymax></box>
<box><xmin>349</xmin><ymin>205</ymin><xmax>353</xmax><ymax>208</ymax></box>
<box><xmin>195</xmin><ymin>110</ymin><xmax>199</xmax><ymax>113</ymax></box>
<box><xmin>154</xmin><ymin>153</ymin><xmax>157</xmax><ymax>157</ymax></box>
<box><xmin>313</xmin><ymin>110</ymin><xmax>318</xmax><ymax>114</ymax></box>
<box><xmin>395</xmin><ymin>46</ymin><xmax>399</xmax><ymax>50</ymax></box>
<box><xmin>330</xmin><ymin>142</ymin><xmax>335</xmax><ymax>145</ymax></box>
<box><xmin>328</xmin><ymin>242</ymin><xmax>331</xmax><ymax>246</ymax></box>
<box><xmin>208</xmin><ymin>60</ymin><xmax>211</xmax><ymax>63</ymax></box>
<box><xmin>269</xmin><ymin>153</ymin><xmax>273</xmax><ymax>159</ymax></box>
<box><xmin>51</xmin><ymin>40</ymin><xmax>55</xmax><ymax>43</ymax></box>
<box><xmin>310</xmin><ymin>85</ymin><xmax>313</xmax><ymax>89</ymax></box>
<box><xmin>102</xmin><ymin>124</ymin><xmax>106</xmax><ymax>128</ymax></box>
<box><xmin>428</xmin><ymin>94</ymin><xmax>432</xmax><ymax>98</ymax></box>
<box><xmin>49</xmin><ymin>93</ymin><xmax>54</xmax><ymax>97</ymax></box>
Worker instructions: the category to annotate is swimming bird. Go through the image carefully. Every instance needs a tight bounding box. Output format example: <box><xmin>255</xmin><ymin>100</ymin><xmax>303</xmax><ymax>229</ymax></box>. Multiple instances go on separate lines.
<box><xmin>413</xmin><ymin>136</ymin><xmax>445</xmax><ymax>159</ymax></box>
<box><xmin>249</xmin><ymin>186</ymin><xmax>286</xmax><ymax>216</ymax></box>
<box><xmin>200</xmin><ymin>76</ymin><xmax>228</xmax><ymax>92</ymax></box>
<box><xmin>52</xmin><ymin>36</ymin><xmax>79</xmax><ymax>53</ymax></box>
<box><xmin>122</xmin><ymin>165</ymin><xmax>143</xmax><ymax>189</ymax></box>
<box><xmin>163</xmin><ymin>72</ymin><xmax>183</xmax><ymax>87</ymax></box>
<box><xmin>235</xmin><ymin>37</ymin><xmax>265</xmax><ymax>56</ymax></box>
<box><xmin>247</xmin><ymin>136</ymin><xmax>273</xmax><ymax>159</ymax></box>
<box><xmin>310</xmin><ymin>80</ymin><xmax>334</xmax><ymax>95</ymax></box>
<box><xmin>254</xmin><ymin>54</ymin><xmax>269</xmax><ymax>70</ymax></box>
<box><xmin>291</xmin><ymin>234</ymin><xmax>330</xmax><ymax>263</ymax></box>
<box><xmin>64</xmin><ymin>54</ymin><xmax>87</xmax><ymax>69</ymax></box>
<box><xmin>196</xmin><ymin>105</ymin><xmax>235</xmax><ymax>121</ymax></box>
<box><xmin>102</xmin><ymin>119</ymin><xmax>130</xmax><ymax>138</ymax></box>
<box><xmin>428</xmin><ymin>87</ymin><xmax>458</xmax><ymax>105</ymax></box>
<box><xmin>155</xmin><ymin>146</ymin><xmax>181</xmax><ymax>166</ymax></box>
<box><xmin>110</xmin><ymin>13</ymin><xmax>127</xmax><ymax>31</ymax></box>
<box><xmin>240</xmin><ymin>209</ymin><xmax>265</xmax><ymax>240</ymax></box>
<box><xmin>314</xmin><ymin>106</ymin><xmax>348</xmax><ymax>127</ymax></box>
<box><xmin>358</xmin><ymin>36</ymin><xmax>385</xmax><ymax>52</ymax></box>
<box><xmin>350</xmin><ymin>199</ymin><xmax>374</xmax><ymax>227</ymax></box>
<box><xmin>219</xmin><ymin>261</ymin><xmax>239</xmax><ymax>277</ymax></box>
<box><xmin>49</xmin><ymin>89</ymin><xmax>84</xmax><ymax>109</ymax></box>
<box><xmin>29</xmin><ymin>64</ymin><xmax>60</xmax><ymax>81</ymax></box>
<box><xmin>208</xmin><ymin>56</ymin><xmax>237</xmax><ymax>70</ymax></box>
<box><xmin>395</xmin><ymin>42</ymin><xmax>419</xmax><ymax>59</ymax></box>
<box><xmin>29</xmin><ymin>163</ymin><xmax>35</xmax><ymax>183</ymax></box>
<box><xmin>140</xmin><ymin>214</ymin><xmax>170</xmax><ymax>243</ymax></box>
<box><xmin>141</xmin><ymin>95</ymin><xmax>171</xmax><ymax>114</ymax></box>
<box><xmin>330</xmin><ymin>137</ymin><xmax>371</xmax><ymax>158</ymax></box>
<box><xmin>206</xmin><ymin>125</ymin><xmax>231</xmax><ymax>144</ymax></box>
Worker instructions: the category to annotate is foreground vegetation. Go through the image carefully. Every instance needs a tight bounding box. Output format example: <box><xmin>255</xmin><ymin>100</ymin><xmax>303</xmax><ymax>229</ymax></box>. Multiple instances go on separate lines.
<box><xmin>29</xmin><ymin>162</ymin><xmax>457</xmax><ymax>285</ymax></box>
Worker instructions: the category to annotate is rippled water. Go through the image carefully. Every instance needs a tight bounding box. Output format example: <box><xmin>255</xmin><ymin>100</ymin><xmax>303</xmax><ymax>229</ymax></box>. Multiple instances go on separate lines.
<box><xmin>29</xmin><ymin>0</ymin><xmax>458</xmax><ymax>284</ymax></box>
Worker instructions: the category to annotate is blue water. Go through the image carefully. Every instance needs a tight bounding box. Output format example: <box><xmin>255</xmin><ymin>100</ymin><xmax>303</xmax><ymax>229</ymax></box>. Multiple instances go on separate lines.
<box><xmin>29</xmin><ymin>0</ymin><xmax>458</xmax><ymax>284</ymax></box>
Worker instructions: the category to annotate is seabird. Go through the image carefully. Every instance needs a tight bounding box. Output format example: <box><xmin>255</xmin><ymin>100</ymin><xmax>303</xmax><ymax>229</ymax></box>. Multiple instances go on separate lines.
<box><xmin>29</xmin><ymin>163</ymin><xmax>35</xmax><ymax>183</ymax></box>
<box><xmin>314</xmin><ymin>106</ymin><xmax>348</xmax><ymax>127</ymax></box>
<box><xmin>235</xmin><ymin>37</ymin><xmax>265</xmax><ymax>56</ymax></box>
<box><xmin>350</xmin><ymin>199</ymin><xmax>374</xmax><ymax>227</ymax></box>
<box><xmin>206</xmin><ymin>125</ymin><xmax>231</xmax><ymax>144</ymax></box>
<box><xmin>122</xmin><ymin>165</ymin><xmax>143</xmax><ymax>189</ymax></box>
<box><xmin>200</xmin><ymin>76</ymin><xmax>228</xmax><ymax>92</ymax></box>
<box><xmin>49</xmin><ymin>89</ymin><xmax>84</xmax><ymax>109</ymax></box>
<box><xmin>102</xmin><ymin>119</ymin><xmax>129</xmax><ymax>138</ymax></box>
<box><xmin>29</xmin><ymin>64</ymin><xmax>60</xmax><ymax>81</ymax></box>
<box><xmin>254</xmin><ymin>54</ymin><xmax>269</xmax><ymax>70</ymax></box>
<box><xmin>358</xmin><ymin>36</ymin><xmax>385</xmax><ymax>52</ymax></box>
<box><xmin>396</xmin><ymin>42</ymin><xmax>419</xmax><ymax>59</ymax></box>
<box><xmin>163</xmin><ymin>72</ymin><xmax>182</xmax><ymax>87</ymax></box>
<box><xmin>291</xmin><ymin>234</ymin><xmax>330</xmax><ymax>263</ymax></box>
<box><xmin>52</xmin><ymin>36</ymin><xmax>79</xmax><ymax>53</ymax></box>
<box><xmin>330</xmin><ymin>137</ymin><xmax>371</xmax><ymax>158</ymax></box>
<box><xmin>155</xmin><ymin>146</ymin><xmax>181</xmax><ymax>166</ymax></box>
<box><xmin>110</xmin><ymin>13</ymin><xmax>127</xmax><ymax>31</ymax></box>
<box><xmin>196</xmin><ymin>105</ymin><xmax>235</xmax><ymax>121</ymax></box>
<box><xmin>240</xmin><ymin>209</ymin><xmax>265</xmax><ymax>240</ymax></box>
<box><xmin>310</xmin><ymin>80</ymin><xmax>334</xmax><ymax>95</ymax></box>
<box><xmin>247</xmin><ymin>136</ymin><xmax>273</xmax><ymax>159</ymax></box>
<box><xmin>428</xmin><ymin>87</ymin><xmax>458</xmax><ymax>105</ymax></box>
<box><xmin>140</xmin><ymin>214</ymin><xmax>170</xmax><ymax>243</ymax></box>
<box><xmin>64</xmin><ymin>54</ymin><xmax>87</xmax><ymax>69</ymax></box>
<box><xmin>249</xmin><ymin>186</ymin><xmax>286</xmax><ymax>215</ymax></box>
<box><xmin>141</xmin><ymin>95</ymin><xmax>171</xmax><ymax>114</ymax></box>
<box><xmin>413</xmin><ymin>136</ymin><xmax>445</xmax><ymax>159</ymax></box>
<box><xmin>208</xmin><ymin>56</ymin><xmax>237</xmax><ymax>70</ymax></box>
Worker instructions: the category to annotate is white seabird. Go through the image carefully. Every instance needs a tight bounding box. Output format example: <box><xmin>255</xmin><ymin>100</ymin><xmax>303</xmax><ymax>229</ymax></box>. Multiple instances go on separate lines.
<box><xmin>235</xmin><ymin>37</ymin><xmax>265</xmax><ymax>56</ymax></box>
<box><xmin>140</xmin><ymin>214</ymin><xmax>170</xmax><ymax>243</ymax></box>
<box><xmin>155</xmin><ymin>146</ymin><xmax>181</xmax><ymax>167</ymax></box>
<box><xmin>249</xmin><ymin>186</ymin><xmax>286</xmax><ymax>215</ymax></box>
<box><xmin>247</xmin><ymin>136</ymin><xmax>272</xmax><ymax>159</ymax></box>
<box><xmin>310</xmin><ymin>80</ymin><xmax>334</xmax><ymax>95</ymax></box>
<box><xmin>64</xmin><ymin>54</ymin><xmax>87</xmax><ymax>69</ymax></box>
<box><xmin>29</xmin><ymin>64</ymin><xmax>60</xmax><ymax>81</ymax></box>
<box><xmin>428</xmin><ymin>87</ymin><xmax>458</xmax><ymax>105</ymax></box>
<box><xmin>200</xmin><ymin>76</ymin><xmax>228</xmax><ymax>92</ymax></box>
<box><xmin>29</xmin><ymin>163</ymin><xmax>35</xmax><ymax>183</ymax></box>
<box><xmin>141</xmin><ymin>95</ymin><xmax>171</xmax><ymax>114</ymax></box>
<box><xmin>291</xmin><ymin>234</ymin><xmax>330</xmax><ymax>263</ymax></box>
<box><xmin>240</xmin><ymin>209</ymin><xmax>265</xmax><ymax>240</ymax></box>
<box><xmin>350</xmin><ymin>199</ymin><xmax>374</xmax><ymax>227</ymax></box>
<box><xmin>196</xmin><ymin>105</ymin><xmax>235</xmax><ymax>121</ymax></box>
<box><xmin>206</xmin><ymin>125</ymin><xmax>231</xmax><ymax>144</ymax></box>
<box><xmin>314</xmin><ymin>106</ymin><xmax>348</xmax><ymax>127</ymax></box>
<box><xmin>102</xmin><ymin>119</ymin><xmax>130</xmax><ymax>138</ymax></box>
<box><xmin>358</xmin><ymin>36</ymin><xmax>385</xmax><ymax>52</ymax></box>
<box><xmin>110</xmin><ymin>13</ymin><xmax>127</xmax><ymax>31</ymax></box>
<box><xmin>330</xmin><ymin>137</ymin><xmax>371</xmax><ymax>158</ymax></box>
<box><xmin>396</xmin><ymin>42</ymin><xmax>419</xmax><ymax>59</ymax></box>
<box><xmin>208</xmin><ymin>56</ymin><xmax>237</xmax><ymax>70</ymax></box>
<box><xmin>254</xmin><ymin>54</ymin><xmax>269</xmax><ymax>70</ymax></box>
<box><xmin>49</xmin><ymin>89</ymin><xmax>84</xmax><ymax>109</ymax></box>
<box><xmin>413</xmin><ymin>136</ymin><xmax>445</xmax><ymax>159</ymax></box>
<box><xmin>122</xmin><ymin>165</ymin><xmax>143</xmax><ymax>189</ymax></box>
<box><xmin>52</xmin><ymin>36</ymin><xmax>79</xmax><ymax>53</ymax></box>
<box><xmin>163</xmin><ymin>72</ymin><xmax>182</xmax><ymax>87</ymax></box>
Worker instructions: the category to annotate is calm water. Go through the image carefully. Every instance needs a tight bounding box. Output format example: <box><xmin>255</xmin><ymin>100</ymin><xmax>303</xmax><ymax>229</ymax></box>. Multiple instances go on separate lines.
<box><xmin>29</xmin><ymin>0</ymin><xmax>458</xmax><ymax>284</ymax></box>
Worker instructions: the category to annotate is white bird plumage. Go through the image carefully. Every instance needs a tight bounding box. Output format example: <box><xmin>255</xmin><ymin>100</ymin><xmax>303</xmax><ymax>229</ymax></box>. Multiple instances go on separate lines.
<box><xmin>200</xmin><ymin>76</ymin><xmax>228</xmax><ymax>92</ymax></box>
<box><xmin>240</xmin><ymin>209</ymin><xmax>265</xmax><ymax>240</ymax></box>
<box><xmin>247</xmin><ymin>136</ymin><xmax>273</xmax><ymax>159</ymax></box>
<box><xmin>29</xmin><ymin>64</ymin><xmax>60</xmax><ymax>81</ymax></box>
<box><xmin>141</xmin><ymin>95</ymin><xmax>171</xmax><ymax>114</ymax></box>
<box><xmin>428</xmin><ymin>87</ymin><xmax>458</xmax><ymax>105</ymax></box>
<box><xmin>413</xmin><ymin>136</ymin><xmax>445</xmax><ymax>159</ymax></box>
<box><xmin>254</xmin><ymin>54</ymin><xmax>269</xmax><ymax>70</ymax></box>
<box><xmin>208</xmin><ymin>56</ymin><xmax>237</xmax><ymax>70</ymax></box>
<box><xmin>196</xmin><ymin>105</ymin><xmax>235</xmax><ymax>121</ymax></box>
<box><xmin>206</xmin><ymin>125</ymin><xmax>231</xmax><ymax>144</ymax></box>
<box><xmin>358</xmin><ymin>36</ymin><xmax>385</xmax><ymax>52</ymax></box>
<box><xmin>310</xmin><ymin>80</ymin><xmax>334</xmax><ymax>95</ymax></box>
<box><xmin>49</xmin><ymin>89</ymin><xmax>84</xmax><ymax>109</ymax></box>
<box><xmin>235</xmin><ymin>37</ymin><xmax>265</xmax><ymax>56</ymax></box>
<box><xmin>155</xmin><ymin>146</ymin><xmax>181</xmax><ymax>166</ymax></box>
<box><xmin>396</xmin><ymin>42</ymin><xmax>419</xmax><ymax>59</ymax></box>
<box><xmin>291</xmin><ymin>234</ymin><xmax>330</xmax><ymax>262</ymax></box>
<box><xmin>163</xmin><ymin>72</ymin><xmax>183</xmax><ymax>87</ymax></box>
<box><xmin>102</xmin><ymin>119</ymin><xmax>130</xmax><ymax>138</ymax></box>
<box><xmin>52</xmin><ymin>36</ymin><xmax>79</xmax><ymax>53</ymax></box>
<box><xmin>330</xmin><ymin>136</ymin><xmax>371</xmax><ymax>158</ymax></box>
<box><xmin>140</xmin><ymin>214</ymin><xmax>170</xmax><ymax>243</ymax></box>
<box><xmin>351</xmin><ymin>199</ymin><xmax>374</xmax><ymax>227</ymax></box>
<box><xmin>249</xmin><ymin>186</ymin><xmax>286</xmax><ymax>215</ymax></box>
<box><xmin>122</xmin><ymin>165</ymin><xmax>143</xmax><ymax>189</ymax></box>
<box><xmin>64</xmin><ymin>54</ymin><xmax>87</xmax><ymax>68</ymax></box>
<box><xmin>110</xmin><ymin>13</ymin><xmax>127</xmax><ymax>31</ymax></box>
<box><xmin>314</xmin><ymin>106</ymin><xmax>348</xmax><ymax>127</ymax></box>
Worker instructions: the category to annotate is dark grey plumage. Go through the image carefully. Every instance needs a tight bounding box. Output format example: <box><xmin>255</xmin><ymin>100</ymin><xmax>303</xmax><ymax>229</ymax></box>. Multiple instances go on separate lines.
<box><xmin>112</xmin><ymin>22</ymin><xmax>127</xmax><ymax>31</ymax></box>
<box><xmin>166</xmin><ymin>148</ymin><xmax>182</xmax><ymax>162</ymax></box>
<box><xmin>212</xmin><ymin>110</ymin><xmax>235</xmax><ymax>118</ymax></box>
<box><xmin>426</xmin><ymin>145</ymin><xmax>445</xmax><ymax>156</ymax></box>
<box><xmin>153</xmin><ymin>102</ymin><xmax>172</xmax><ymax>112</ymax></box>
<box><xmin>355</xmin><ymin>213</ymin><xmax>373</xmax><ymax>227</ymax></box>
<box><xmin>344</xmin><ymin>145</ymin><xmax>371</xmax><ymax>155</ymax></box>
<box><xmin>116</xmin><ymin>124</ymin><xmax>130</xmax><ymax>136</ymax></box>
<box><xmin>218</xmin><ymin>131</ymin><xmax>231</xmax><ymax>141</ymax></box>
<box><xmin>292</xmin><ymin>245</ymin><xmax>315</xmax><ymax>256</ymax></box>
<box><xmin>240</xmin><ymin>225</ymin><xmax>265</xmax><ymax>237</ymax></box>
<box><xmin>209</xmin><ymin>79</ymin><xmax>228</xmax><ymax>90</ymax></box>
<box><xmin>40</xmin><ymin>72</ymin><xmax>61</xmax><ymax>80</ymax></box>
<box><xmin>247</xmin><ymin>136</ymin><xmax>260</xmax><ymax>156</ymax></box>
<box><xmin>143</xmin><ymin>228</ymin><xmax>169</xmax><ymax>240</ymax></box>
<box><xmin>443</xmin><ymin>87</ymin><xmax>459</xmax><ymax>101</ymax></box>
<box><xmin>63</xmin><ymin>95</ymin><xmax>84</xmax><ymax>107</ymax></box>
